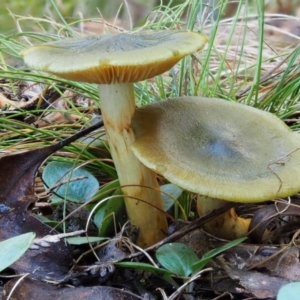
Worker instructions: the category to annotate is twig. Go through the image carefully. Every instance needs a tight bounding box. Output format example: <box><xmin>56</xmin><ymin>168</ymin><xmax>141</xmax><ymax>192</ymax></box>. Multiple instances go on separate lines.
<box><xmin>126</xmin><ymin>202</ymin><xmax>236</xmax><ymax>259</ymax></box>
<box><xmin>236</xmin><ymin>48</ymin><xmax>297</xmax><ymax>98</ymax></box>
<box><xmin>267</xmin><ymin>146</ymin><xmax>300</xmax><ymax>196</ymax></box>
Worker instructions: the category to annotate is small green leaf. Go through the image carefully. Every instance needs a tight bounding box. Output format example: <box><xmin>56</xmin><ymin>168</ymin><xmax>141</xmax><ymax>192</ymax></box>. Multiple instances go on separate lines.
<box><xmin>99</xmin><ymin>193</ymin><xmax>126</xmax><ymax>236</ymax></box>
<box><xmin>115</xmin><ymin>261</ymin><xmax>173</xmax><ymax>276</ymax></box>
<box><xmin>0</xmin><ymin>232</ymin><xmax>36</xmax><ymax>272</ymax></box>
<box><xmin>115</xmin><ymin>261</ymin><xmax>178</xmax><ymax>287</ymax></box>
<box><xmin>48</xmin><ymin>195</ymin><xmax>64</xmax><ymax>205</ymax></box>
<box><xmin>89</xmin><ymin>179</ymin><xmax>120</xmax><ymax>207</ymax></box>
<box><xmin>191</xmin><ymin>237</ymin><xmax>247</xmax><ymax>274</ymax></box>
<box><xmin>35</xmin><ymin>215</ymin><xmax>60</xmax><ymax>227</ymax></box>
<box><xmin>94</xmin><ymin>188</ymin><xmax>126</xmax><ymax>236</ymax></box>
<box><xmin>161</xmin><ymin>183</ymin><xmax>183</xmax><ymax>211</ymax></box>
<box><xmin>43</xmin><ymin>161</ymin><xmax>99</xmax><ymax>203</ymax></box>
<box><xmin>277</xmin><ymin>282</ymin><xmax>300</xmax><ymax>300</ymax></box>
<box><xmin>66</xmin><ymin>236</ymin><xmax>108</xmax><ymax>245</ymax></box>
<box><xmin>79</xmin><ymin>133</ymin><xmax>106</xmax><ymax>147</ymax></box>
<box><xmin>156</xmin><ymin>243</ymin><xmax>199</xmax><ymax>277</ymax></box>
<box><xmin>93</xmin><ymin>203</ymin><xmax>106</xmax><ymax>228</ymax></box>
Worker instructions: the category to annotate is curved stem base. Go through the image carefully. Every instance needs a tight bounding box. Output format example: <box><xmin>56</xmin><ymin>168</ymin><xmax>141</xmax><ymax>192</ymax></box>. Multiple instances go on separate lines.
<box><xmin>99</xmin><ymin>83</ymin><xmax>168</xmax><ymax>247</ymax></box>
<box><xmin>197</xmin><ymin>195</ymin><xmax>250</xmax><ymax>240</ymax></box>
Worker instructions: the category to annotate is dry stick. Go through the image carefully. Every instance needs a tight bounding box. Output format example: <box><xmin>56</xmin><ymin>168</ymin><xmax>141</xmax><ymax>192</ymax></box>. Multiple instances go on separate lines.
<box><xmin>247</xmin><ymin>228</ymin><xmax>300</xmax><ymax>271</ymax></box>
<box><xmin>70</xmin><ymin>204</ymin><xmax>236</xmax><ymax>274</ymax></box>
<box><xmin>6</xmin><ymin>273</ymin><xmax>30</xmax><ymax>300</ymax></box>
<box><xmin>274</xmin><ymin>197</ymin><xmax>291</xmax><ymax>215</ymax></box>
<box><xmin>158</xmin><ymin>268</ymin><xmax>213</xmax><ymax>300</ymax></box>
<box><xmin>267</xmin><ymin>145</ymin><xmax>300</xmax><ymax>196</ymax></box>
<box><xmin>236</xmin><ymin>48</ymin><xmax>297</xmax><ymax>98</ymax></box>
<box><xmin>267</xmin><ymin>165</ymin><xmax>283</xmax><ymax>197</ymax></box>
<box><xmin>39</xmin><ymin>176</ymin><xmax>87</xmax><ymax>198</ymax></box>
<box><xmin>247</xmin><ymin>198</ymin><xmax>296</xmax><ymax>241</ymax></box>
<box><xmin>249</xmin><ymin>149</ymin><xmax>300</xmax><ymax>240</ymax></box>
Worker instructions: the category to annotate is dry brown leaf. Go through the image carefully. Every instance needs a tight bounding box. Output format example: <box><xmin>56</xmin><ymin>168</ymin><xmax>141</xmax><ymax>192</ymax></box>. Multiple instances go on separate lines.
<box><xmin>36</xmin><ymin>98</ymin><xmax>82</xmax><ymax>127</ymax></box>
<box><xmin>219</xmin><ymin>256</ymin><xmax>291</xmax><ymax>299</ymax></box>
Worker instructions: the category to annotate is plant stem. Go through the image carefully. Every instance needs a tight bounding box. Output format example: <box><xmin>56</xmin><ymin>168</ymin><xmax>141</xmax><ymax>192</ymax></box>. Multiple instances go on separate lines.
<box><xmin>197</xmin><ymin>196</ymin><xmax>249</xmax><ymax>240</ymax></box>
<box><xmin>99</xmin><ymin>83</ymin><xmax>168</xmax><ymax>247</ymax></box>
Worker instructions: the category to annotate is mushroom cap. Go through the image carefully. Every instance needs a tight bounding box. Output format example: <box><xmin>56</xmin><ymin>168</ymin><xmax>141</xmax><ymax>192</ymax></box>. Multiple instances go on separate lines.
<box><xmin>131</xmin><ymin>97</ymin><xmax>300</xmax><ymax>202</ymax></box>
<box><xmin>20</xmin><ymin>31</ymin><xmax>207</xmax><ymax>84</ymax></box>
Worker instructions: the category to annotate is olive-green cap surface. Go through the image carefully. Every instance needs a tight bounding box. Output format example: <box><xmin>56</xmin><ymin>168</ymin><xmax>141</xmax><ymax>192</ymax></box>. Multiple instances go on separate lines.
<box><xmin>21</xmin><ymin>31</ymin><xmax>207</xmax><ymax>84</ymax></box>
<box><xmin>131</xmin><ymin>97</ymin><xmax>300</xmax><ymax>202</ymax></box>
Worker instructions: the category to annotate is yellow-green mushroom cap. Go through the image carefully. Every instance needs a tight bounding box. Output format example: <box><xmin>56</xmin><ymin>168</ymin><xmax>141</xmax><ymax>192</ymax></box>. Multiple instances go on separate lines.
<box><xmin>131</xmin><ymin>97</ymin><xmax>300</xmax><ymax>202</ymax></box>
<box><xmin>20</xmin><ymin>31</ymin><xmax>207</xmax><ymax>84</ymax></box>
<box><xmin>20</xmin><ymin>31</ymin><xmax>208</xmax><ymax>248</ymax></box>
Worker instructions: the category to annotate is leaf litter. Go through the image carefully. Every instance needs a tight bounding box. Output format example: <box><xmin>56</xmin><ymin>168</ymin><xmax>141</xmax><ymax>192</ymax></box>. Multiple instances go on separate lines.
<box><xmin>2</xmin><ymin>2</ymin><xmax>300</xmax><ymax>300</ymax></box>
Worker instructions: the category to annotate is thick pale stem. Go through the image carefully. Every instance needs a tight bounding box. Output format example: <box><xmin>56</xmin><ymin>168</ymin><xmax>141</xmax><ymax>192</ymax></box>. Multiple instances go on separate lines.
<box><xmin>99</xmin><ymin>83</ymin><xmax>168</xmax><ymax>247</ymax></box>
<box><xmin>197</xmin><ymin>196</ymin><xmax>250</xmax><ymax>240</ymax></box>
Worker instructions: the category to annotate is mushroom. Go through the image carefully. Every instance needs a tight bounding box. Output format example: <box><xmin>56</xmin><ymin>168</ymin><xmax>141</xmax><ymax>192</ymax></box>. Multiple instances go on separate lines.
<box><xmin>196</xmin><ymin>196</ymin><xmax>251</xmax><ymax>239</ymax></box>
<box><xmin>131</xmin><ymin>96</ymin><xmax>300</xmax><ymax>239</ymax></box>
<box><xmin>20</xmin><ymin>30</ymin><xmax>208</xmax><ymax>247</ymax></box>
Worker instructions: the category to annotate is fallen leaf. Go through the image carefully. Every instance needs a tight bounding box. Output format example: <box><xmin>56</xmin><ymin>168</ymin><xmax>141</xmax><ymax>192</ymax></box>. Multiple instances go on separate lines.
<box><xmin>36</xmin><ymin>98</ymin><xmax>82</xmax><ymax>127</ymax></box>
<box><xmin>0</xmin><ymin>121</ymin><xmax>102</xmax><ymax>279</ymax></box>
<box><xmin>249</xmin><ymin>199</ymin><xmax>300</xmax><ymax>243</ymax></box>
<box><xmin>0</xmin><ymin>232</ymin><xmax>35</xmax><ymax>272</ymax></box>
<box><xmin>261</xmin><ymin>246</ymin><xmax>300</xmax><ymax>281</ymax></box>
<box><xmin>219</xmin><ymin>256</ymin><xmax>291</xmax><ymax>299</ymax></box>
<box><xmin>4</xmin><ymin>277</ymin><xmax>144</xmax><ymax>300</ymax></box>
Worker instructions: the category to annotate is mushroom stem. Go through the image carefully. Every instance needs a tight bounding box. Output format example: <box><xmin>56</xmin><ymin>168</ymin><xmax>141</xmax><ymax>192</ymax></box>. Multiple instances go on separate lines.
<box><xmin>197</xmin><ymin>196</ymin><xmax>250</xmax><ymax>240</ymax></box>
<box><xmin>99</xmin><ymin>83</ymin><xmax>168</xmax><ymax>247</ymax></box>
